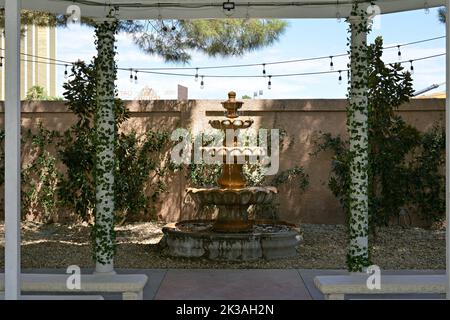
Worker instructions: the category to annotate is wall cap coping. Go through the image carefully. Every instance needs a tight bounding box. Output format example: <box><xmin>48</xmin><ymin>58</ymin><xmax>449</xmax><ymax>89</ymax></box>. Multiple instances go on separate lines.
<box><xmin>0</xmin><ymin>98</ymin><xmax>444</xmax><ymax>114</ymax></box>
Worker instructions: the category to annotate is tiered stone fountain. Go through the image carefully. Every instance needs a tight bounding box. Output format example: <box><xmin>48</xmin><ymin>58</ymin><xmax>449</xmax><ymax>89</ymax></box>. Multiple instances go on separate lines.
<box><xmin>162</xmin><ymin>92</ymin><xmax>300</xmax><ymax>260</ymax></box>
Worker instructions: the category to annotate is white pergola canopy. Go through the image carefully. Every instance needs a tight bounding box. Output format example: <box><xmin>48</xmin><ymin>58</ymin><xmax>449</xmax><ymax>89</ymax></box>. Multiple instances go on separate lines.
<box><xmin>0</xmin><ymin>0</ymin><xmax>446</xmax><ymax>19</ymax></box>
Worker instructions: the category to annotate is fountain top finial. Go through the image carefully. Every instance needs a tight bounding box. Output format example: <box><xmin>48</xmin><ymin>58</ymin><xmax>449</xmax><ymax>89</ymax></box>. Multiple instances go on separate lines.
<box><xmin>222</xmin><ymin>91</ymin><xmax>243</xmax><ymax>119</ymax></box>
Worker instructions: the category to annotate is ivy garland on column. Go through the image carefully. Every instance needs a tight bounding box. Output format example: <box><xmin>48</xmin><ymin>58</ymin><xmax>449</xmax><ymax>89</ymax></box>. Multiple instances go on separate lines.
<box><xmin>346</xmin><ymin>2</ymin><xmax>372</xmax><ymax>272</ymax></box>
<box><xmin>91</xmin><ymin>13</ymin><xmax>119</xmax><ymax>271</ymax></box>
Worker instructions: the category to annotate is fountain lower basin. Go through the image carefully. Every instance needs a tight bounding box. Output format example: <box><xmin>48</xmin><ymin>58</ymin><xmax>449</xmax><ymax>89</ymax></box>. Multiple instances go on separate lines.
<box><xmin>161</xmin><ymin>220</ymin><xmax>301</xmax><ymax>261</ymax></box>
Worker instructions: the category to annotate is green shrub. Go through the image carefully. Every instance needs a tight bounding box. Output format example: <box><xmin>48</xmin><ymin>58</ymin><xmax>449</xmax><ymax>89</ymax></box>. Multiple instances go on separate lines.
<box><xmin>59</xmin><ymin>61</ymin><xmax>177</xmax><ymax>223</ymax></box>
<box><xmin>186</xmin><ymin>131</ymin><xmax>309</xmax><ymax>220</ymax></box>
<box><xmin>315</xmin><ymin>37</ymin><xmax>445</xmax><ymax>227</ymax></box>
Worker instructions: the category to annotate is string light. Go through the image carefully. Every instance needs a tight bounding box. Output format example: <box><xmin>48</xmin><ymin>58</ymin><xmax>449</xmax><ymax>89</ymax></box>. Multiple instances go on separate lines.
<box><xmin>0</xmin><ymin>35</ymin><xmax>445</xmax><ymax>88</ymax></box>
<box><xmin>0</xmin><ymin>34</ymin><xmax>444</xmax><ymax>75</ymax></box>
<box><xmin>200</xmin><ymin>76</ymin><xmax>204</xmax><ymax>89</ymax></box>
<box><xmin>129</xmin><ymin>35</ymin><xmax>444</xmax><ymax>72</ymax></box>
<box><xmin>338</xmin><ymin>70</ymin><xmax>342</xmax><ymax>85</ymax></box>
<box><xmin>158</xmin><ymin>11</ymin><xmax>168</xmax><ymax>33</ymax></box>
<box><xmin>245</xmin><ymin>5</ymin><xmax>251</xmax><ymax>21</ymax></box>
<box><xmin>268</xmin><ymin>75</ymin><xmax>272</xmax><ymax>90</ymax></box>
<box><xmin>64</xmin><ymin>64</ymin><xmax>68</xmax><ymax>79</ymax></box>
<box><xmin>424</xmin><ymin>1</ymin><xmax>430</xmax><ymax>14</ymax></box>
<box><xmin>222</xmin><ymin>0</ymin><xmax>235</xmax><ymax>17</ymax></box>
<box><xmin>1</xmin><ymin>52</ymin><xmax>443</xmax><ymax>85</ymax></box>
<box><xmin>336</xmin><ymin>0</ymin><xmax>342</xmax><ymax>22</ymax></box>
<box><xmin>134</xmin><ymin>70</ymin><xmax>138</xmax><ymax>84</ymax></box>
<box><xmin>119</xmin><ymin>52</ymin><xmax>444</xmax><ymax>81</ymax></box>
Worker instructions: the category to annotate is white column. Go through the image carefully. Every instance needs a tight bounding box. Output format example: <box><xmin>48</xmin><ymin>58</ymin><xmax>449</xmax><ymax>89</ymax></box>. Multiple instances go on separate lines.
<box><xmin>446</xmin><ymin>0</ymin><xmax>450</xmax><ymax>300</ymax></box>
<box><xmin>4</xmin><ymin>0</ymin><xmax>22</xmax><ymax>300</ymax></box>
<box><xmin>93</xmin><ymin>18</ymin><xmax>118</xmax><ymax>274</ymax></box>
<box><xmin>347</xmin><ymin>15</ymin><xmax>370</xmax><ymax>272</ymax></box>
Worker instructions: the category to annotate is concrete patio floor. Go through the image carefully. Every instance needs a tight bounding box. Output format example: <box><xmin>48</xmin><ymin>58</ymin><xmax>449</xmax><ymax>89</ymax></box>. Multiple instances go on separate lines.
<box><xmin>10</xmin><ymin>268</ymin><xmax>444</xmax><ymax>300</ymax></box>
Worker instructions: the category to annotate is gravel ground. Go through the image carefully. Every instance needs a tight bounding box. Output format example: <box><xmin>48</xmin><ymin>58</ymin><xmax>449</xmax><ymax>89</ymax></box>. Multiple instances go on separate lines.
<box><xmin>0</xmin><ymin>221</ymin><xmax>445</xmax><ymax>269</ymax></box>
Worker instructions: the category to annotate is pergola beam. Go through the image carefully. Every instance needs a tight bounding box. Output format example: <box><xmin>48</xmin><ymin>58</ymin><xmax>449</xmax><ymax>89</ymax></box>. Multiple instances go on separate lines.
<box><xmin>0</xmin><ymin>0</ymin><xmax>445</xmax><ymax>19</ymax></box>
<box><xmin>4</xmin><ymin>0</ymin><xmax>22</xmax><ymax>300</ymax></box>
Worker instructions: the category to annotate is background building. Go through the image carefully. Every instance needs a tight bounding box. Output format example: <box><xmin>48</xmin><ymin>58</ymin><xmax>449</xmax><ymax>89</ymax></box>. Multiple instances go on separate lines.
<box><xmin>0</xmin><ymin>25</ymin><xmax>57</xmax><ymax>100</ymax></box>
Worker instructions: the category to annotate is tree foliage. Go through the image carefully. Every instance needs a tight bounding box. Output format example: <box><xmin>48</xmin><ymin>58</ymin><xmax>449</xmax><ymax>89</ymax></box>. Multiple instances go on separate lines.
<box><xmin>0</xmin><ymin>9</ymin><xmax>67</xmax><ymax>28</ymax></box>
<box><xmin>25</xmin><ymin>85</ymin><xmax>63</xmax><ymax>101</ymax></box>
<box><xmin>438</xmin><ymin>7</ymin><xmax>446</xmax><ymax>24</ymax></box>
<box><xmin>0</xmin><ymin>10</ymin><xmax>287</xmax><ymax>63</ymax></box>
<box><xmin>122</xmin><ymin>19</ymin><xmax>287</xmax><ymax>62</ymax></box>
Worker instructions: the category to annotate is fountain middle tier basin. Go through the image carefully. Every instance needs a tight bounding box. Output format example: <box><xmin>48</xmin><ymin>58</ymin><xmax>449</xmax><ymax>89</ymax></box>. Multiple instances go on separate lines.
<box><xmin>161</xmin><ymin>220</ymin><xmax>301</xmax><ymax>261</ymax></box>
<box><xmin>187</xmin><ymin>187</ymin><xmax>277</xmax><ymax>232</ymax></box>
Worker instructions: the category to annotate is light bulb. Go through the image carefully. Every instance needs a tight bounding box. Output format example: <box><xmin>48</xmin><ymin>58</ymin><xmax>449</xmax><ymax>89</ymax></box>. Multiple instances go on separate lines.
<box><xmin>222</xmin><ymin>1</ymin><xmax>235</xmax><ymax>17</ymax></box>
<box><xmin>424</xmin><ymin>1</ymin><xmax>430</xmax><ymax>14</ymax></box>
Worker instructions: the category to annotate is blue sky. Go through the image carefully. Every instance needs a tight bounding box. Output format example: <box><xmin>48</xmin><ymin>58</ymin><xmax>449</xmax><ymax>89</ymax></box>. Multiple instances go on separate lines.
<box><xmin>56</xmin><ymin>7</ymin><xmax>446</xmax><ymax>99</ymax></box>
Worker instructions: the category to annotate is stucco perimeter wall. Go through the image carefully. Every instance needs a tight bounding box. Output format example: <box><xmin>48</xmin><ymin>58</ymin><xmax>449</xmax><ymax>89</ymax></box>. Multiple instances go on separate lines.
<box><xmin>0</xmin><ymin>99</ymin><xmax>445</xmax><ymax>225</ymax></box>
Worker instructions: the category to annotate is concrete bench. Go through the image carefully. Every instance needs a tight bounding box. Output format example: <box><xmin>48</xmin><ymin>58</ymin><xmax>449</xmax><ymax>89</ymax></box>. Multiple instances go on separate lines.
<box><xmin>0</xmin><ymin>273</ymin><xmax>148</xmax><ymax>300</ymax></box>
<box><xmin>1</xmin><ymin>293</ymin><xmax>104</xmax><ymax>300</ymax></box>
<box><xmin>314</xmin><ymin>274</ymin><xmax>446</xmax><ymax>300</ymax></box>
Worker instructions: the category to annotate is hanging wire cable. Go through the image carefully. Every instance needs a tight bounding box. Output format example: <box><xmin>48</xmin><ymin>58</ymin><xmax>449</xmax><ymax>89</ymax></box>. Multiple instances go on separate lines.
<box><xmin>0</xmin><ymin>47</ymin><xmax>74</xmax><ymax>65</ymax></box>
